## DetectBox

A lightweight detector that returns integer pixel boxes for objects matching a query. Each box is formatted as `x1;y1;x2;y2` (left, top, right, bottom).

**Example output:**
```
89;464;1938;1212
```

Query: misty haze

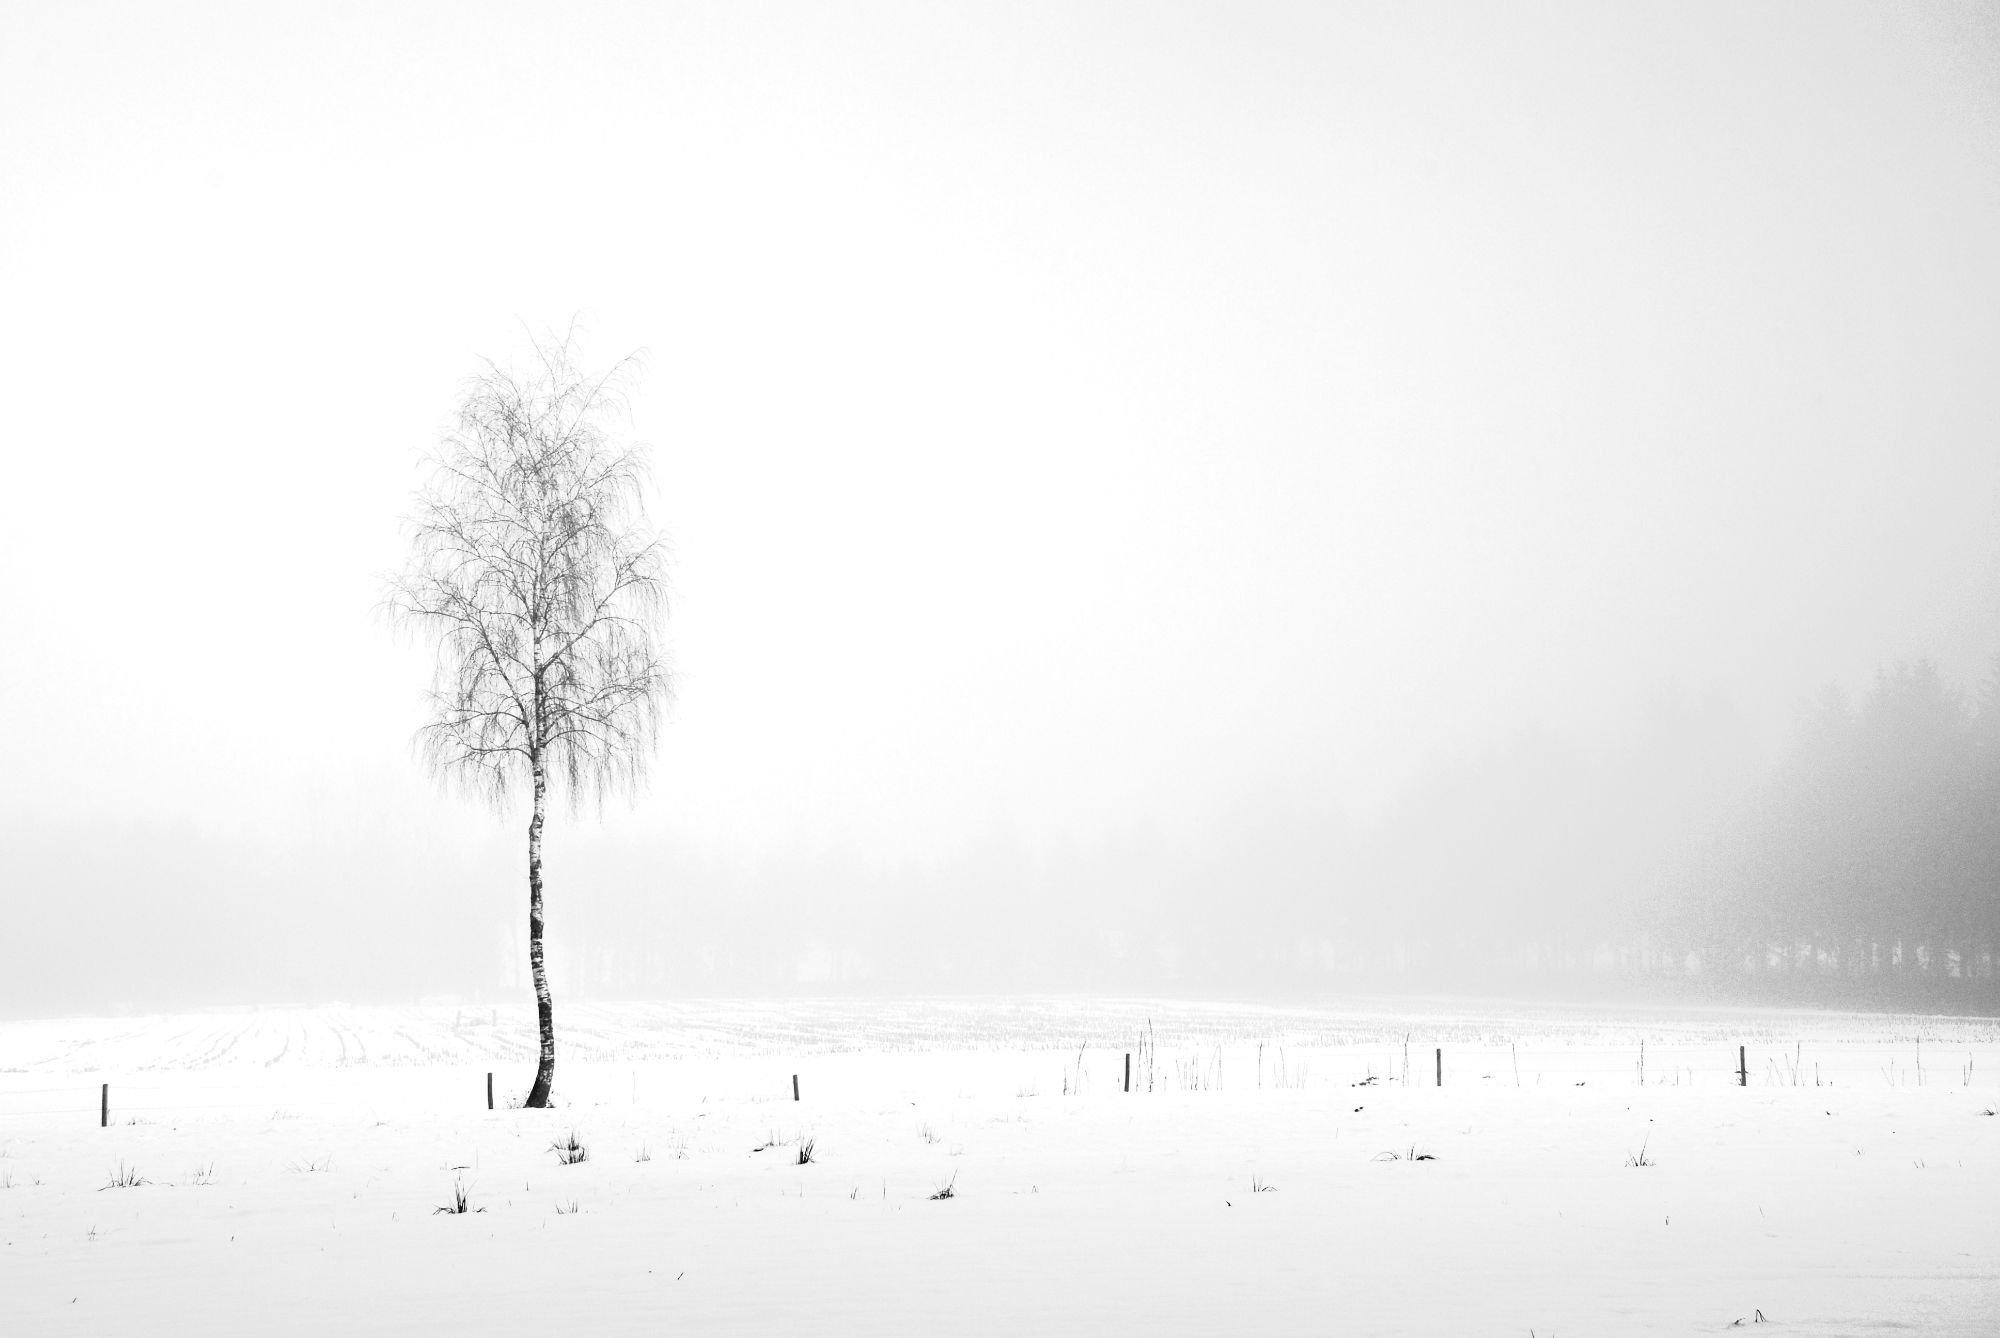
4;3;1998;1335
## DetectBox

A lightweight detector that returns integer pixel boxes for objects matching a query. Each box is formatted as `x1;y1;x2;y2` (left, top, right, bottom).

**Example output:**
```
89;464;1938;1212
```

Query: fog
3;2;1998;1015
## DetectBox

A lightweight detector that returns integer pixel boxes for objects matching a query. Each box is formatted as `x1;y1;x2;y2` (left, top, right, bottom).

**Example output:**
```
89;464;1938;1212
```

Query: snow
3;998;1996;1335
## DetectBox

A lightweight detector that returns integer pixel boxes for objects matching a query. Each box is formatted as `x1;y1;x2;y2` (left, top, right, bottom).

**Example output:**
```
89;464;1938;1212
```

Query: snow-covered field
3;997;1997;1335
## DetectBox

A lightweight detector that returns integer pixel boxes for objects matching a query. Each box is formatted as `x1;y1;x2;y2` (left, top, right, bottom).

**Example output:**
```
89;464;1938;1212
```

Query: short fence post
792;1074;800;1102
1435;1048;1442;1087
1738;1045;1748;1087
486;1072;494;1111
1124;1053;1131;1093
100;1082;108;1128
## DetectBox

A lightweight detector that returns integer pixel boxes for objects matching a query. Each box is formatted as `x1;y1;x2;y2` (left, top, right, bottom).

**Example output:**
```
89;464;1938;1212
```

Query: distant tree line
1649;660;2000;1008
13;652;1993;1018
1307;660;2000;1010
520;661;2000;1014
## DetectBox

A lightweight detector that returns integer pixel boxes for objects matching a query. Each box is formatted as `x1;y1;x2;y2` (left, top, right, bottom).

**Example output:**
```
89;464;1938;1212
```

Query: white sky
3;3;1998;933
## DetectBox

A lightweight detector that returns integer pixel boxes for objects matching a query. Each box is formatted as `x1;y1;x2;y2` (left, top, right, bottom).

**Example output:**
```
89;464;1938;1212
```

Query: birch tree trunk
524;759;555;1108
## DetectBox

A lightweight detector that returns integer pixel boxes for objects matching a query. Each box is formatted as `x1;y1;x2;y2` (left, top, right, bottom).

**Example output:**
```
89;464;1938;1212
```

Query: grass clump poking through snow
634;1144;652;1163
796;1137;816;1165
929;1172;958;1200
1626;1136;1656;1168
551;1131;589;1166
1373;1146;1436;1163
189;1162;216;1186
1251;1176;1276;1193
435;1178;484;1214
100;1161;149;1190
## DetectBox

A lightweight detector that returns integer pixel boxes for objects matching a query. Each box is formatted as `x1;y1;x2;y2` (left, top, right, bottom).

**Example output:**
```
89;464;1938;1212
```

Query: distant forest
19;664;1997;1018
1652;660;2000;1008
557;659;2000;1014
1300;659;2000;1011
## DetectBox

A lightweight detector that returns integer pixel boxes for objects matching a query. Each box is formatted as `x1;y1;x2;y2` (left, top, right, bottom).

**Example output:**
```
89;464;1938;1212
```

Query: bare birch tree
387;333;669;1108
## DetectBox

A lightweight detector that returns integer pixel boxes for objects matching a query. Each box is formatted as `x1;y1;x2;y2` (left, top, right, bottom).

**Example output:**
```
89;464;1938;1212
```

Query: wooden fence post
100;1082;108;1128
1124;1053;1131;1093
486;1072;494;1110
1738;1045;1748;1087
1435;1048;1442;1087
792;1074;800;1102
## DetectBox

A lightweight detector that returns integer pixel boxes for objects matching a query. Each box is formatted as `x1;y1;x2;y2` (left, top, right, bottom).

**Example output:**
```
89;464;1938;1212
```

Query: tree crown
387;335;670;809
